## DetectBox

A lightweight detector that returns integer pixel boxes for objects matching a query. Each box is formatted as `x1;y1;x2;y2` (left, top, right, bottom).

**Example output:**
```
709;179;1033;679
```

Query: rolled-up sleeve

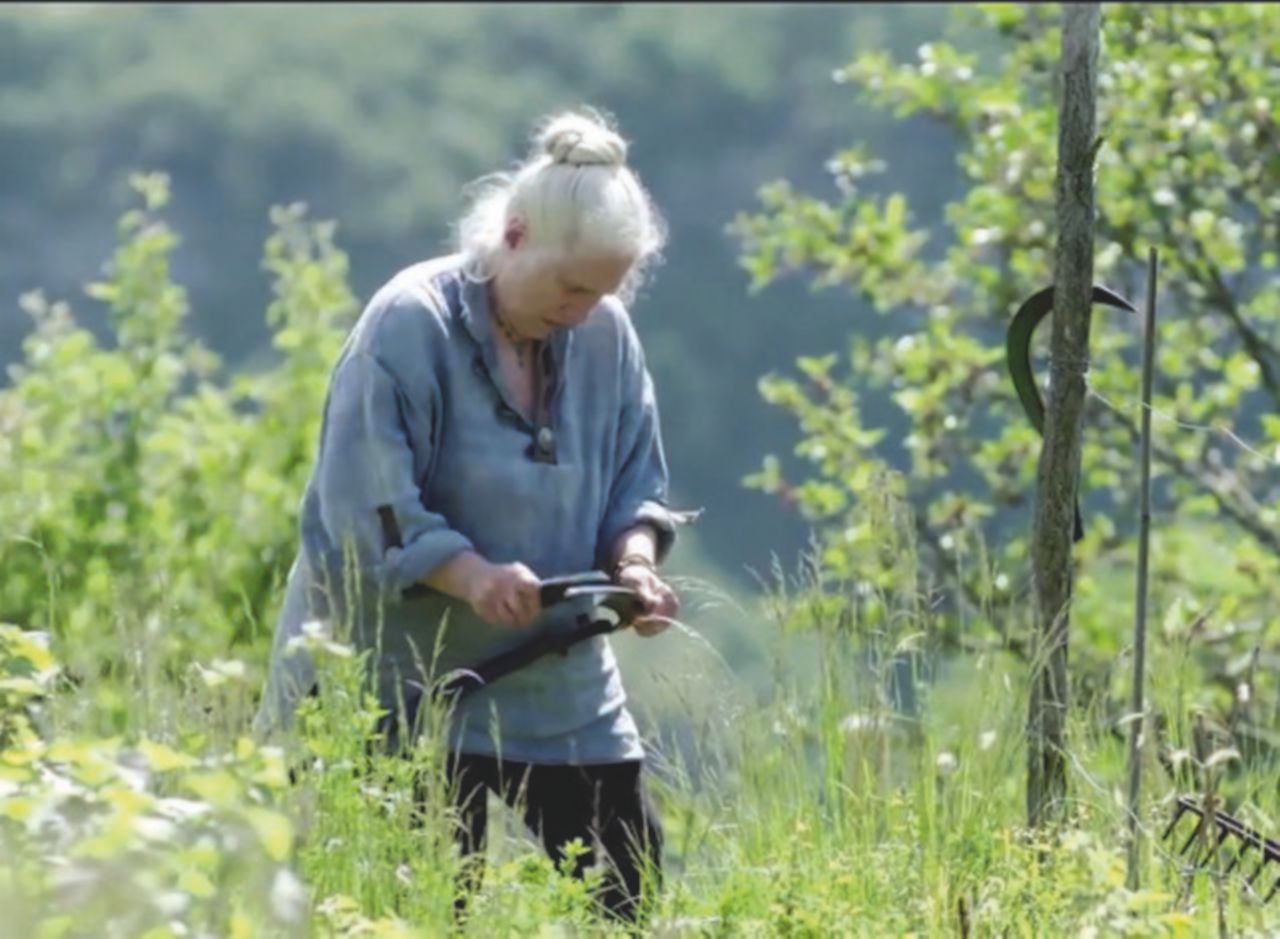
595;319;691;568
314;349;474;603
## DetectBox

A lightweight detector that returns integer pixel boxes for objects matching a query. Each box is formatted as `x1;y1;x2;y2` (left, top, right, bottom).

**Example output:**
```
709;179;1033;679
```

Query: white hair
454;107;667;305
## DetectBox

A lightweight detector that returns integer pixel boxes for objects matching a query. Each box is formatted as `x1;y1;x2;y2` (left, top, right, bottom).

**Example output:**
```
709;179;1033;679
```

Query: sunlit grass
2;548;1278;938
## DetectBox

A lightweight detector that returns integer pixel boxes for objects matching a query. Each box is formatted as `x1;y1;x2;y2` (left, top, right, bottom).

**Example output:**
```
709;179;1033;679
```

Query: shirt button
536;426;555;453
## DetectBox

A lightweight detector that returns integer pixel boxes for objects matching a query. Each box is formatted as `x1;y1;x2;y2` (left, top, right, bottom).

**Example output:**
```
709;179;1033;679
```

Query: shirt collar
455;267;574;371
457;269;495;347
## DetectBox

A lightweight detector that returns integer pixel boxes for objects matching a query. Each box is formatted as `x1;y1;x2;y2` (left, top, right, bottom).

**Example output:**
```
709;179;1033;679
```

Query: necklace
492;308;534;367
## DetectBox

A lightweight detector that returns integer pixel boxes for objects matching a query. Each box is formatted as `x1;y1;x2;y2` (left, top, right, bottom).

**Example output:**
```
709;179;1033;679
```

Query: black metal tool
1006;283;1137;543
1161;795;1280;903
434;571;644;703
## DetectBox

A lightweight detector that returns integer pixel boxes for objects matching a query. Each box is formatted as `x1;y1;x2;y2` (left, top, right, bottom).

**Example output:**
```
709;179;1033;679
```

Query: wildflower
285;620;354;659
270;868;308;924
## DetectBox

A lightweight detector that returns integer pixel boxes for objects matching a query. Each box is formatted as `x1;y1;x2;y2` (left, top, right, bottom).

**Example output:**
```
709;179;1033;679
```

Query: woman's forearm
420;550;544;628
609;524;659;573
422;528;660;603
421;549;491;603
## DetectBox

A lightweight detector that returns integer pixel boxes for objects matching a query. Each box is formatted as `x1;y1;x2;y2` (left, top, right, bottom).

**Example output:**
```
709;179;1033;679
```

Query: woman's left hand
615;564;680;637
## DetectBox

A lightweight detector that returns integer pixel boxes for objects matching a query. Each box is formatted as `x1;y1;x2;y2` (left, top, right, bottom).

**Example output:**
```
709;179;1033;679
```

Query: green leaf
244;807;294;862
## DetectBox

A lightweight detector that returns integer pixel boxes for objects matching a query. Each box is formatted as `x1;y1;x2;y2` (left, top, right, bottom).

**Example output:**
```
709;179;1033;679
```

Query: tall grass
2;526;1278;938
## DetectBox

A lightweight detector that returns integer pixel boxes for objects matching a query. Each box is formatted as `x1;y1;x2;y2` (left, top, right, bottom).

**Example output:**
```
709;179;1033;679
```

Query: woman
255;107;694;924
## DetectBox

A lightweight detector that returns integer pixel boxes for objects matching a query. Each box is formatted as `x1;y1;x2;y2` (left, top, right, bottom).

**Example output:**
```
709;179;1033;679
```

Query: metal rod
1126;246;1160;890
1161;800;1189;842
1196;824;1233;867
1247;854;1268;886
1181;819;1206;859
1224;840;1254;875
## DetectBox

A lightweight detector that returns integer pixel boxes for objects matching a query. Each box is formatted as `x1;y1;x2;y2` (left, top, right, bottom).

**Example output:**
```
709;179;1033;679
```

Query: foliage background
2;3;1278;935
0;2;982;585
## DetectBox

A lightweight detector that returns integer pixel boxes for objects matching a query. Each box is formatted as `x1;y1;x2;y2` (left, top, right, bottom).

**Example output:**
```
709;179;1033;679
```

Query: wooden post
1027;2;1102;830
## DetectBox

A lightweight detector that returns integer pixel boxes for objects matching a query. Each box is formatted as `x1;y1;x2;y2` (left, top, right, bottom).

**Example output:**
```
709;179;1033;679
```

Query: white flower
156;798;212;821
979;731;998;751
285;620;354;659
194;657;249;689
840;713;887;734
270;868;309;924
155;891;191;919
936;751;958;775
134;815;178;843
213;658;246;679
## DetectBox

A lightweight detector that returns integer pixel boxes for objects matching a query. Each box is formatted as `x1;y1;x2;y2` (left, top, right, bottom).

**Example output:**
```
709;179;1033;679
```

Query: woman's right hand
464;560;543;628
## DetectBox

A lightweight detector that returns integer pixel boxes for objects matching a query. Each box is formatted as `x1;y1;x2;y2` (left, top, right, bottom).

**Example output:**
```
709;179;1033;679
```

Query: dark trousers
432;752;664;925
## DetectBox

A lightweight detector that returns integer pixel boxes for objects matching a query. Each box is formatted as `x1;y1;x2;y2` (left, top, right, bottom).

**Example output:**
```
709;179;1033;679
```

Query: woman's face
493;228;633;340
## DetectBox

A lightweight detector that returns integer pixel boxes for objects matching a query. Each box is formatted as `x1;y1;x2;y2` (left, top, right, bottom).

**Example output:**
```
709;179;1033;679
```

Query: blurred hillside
0;3;981;586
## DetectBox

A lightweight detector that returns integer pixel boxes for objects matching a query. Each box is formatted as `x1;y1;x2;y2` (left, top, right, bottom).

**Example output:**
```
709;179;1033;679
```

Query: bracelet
613;554;657;580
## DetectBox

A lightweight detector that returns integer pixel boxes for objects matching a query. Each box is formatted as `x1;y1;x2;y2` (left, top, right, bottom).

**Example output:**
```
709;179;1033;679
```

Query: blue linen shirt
254;254;690;764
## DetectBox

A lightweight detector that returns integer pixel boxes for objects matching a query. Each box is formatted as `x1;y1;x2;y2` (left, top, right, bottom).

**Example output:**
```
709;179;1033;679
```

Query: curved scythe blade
1006;284;1137;543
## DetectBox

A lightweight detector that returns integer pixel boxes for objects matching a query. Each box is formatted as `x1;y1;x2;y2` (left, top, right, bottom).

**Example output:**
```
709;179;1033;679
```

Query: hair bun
537;111;627;167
